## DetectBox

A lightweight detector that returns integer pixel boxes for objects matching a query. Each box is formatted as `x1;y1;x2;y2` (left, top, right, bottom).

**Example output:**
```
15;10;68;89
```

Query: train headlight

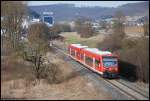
115;68;118;72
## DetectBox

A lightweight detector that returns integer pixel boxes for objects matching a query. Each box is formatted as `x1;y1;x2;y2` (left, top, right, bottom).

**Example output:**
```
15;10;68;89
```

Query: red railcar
68;44;119;78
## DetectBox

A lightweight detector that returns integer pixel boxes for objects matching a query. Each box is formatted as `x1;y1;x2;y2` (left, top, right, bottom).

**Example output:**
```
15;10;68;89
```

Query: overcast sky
28;1;144;7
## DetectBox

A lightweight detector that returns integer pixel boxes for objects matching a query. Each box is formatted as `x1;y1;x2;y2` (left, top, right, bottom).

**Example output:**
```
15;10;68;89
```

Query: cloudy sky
28;1;144;7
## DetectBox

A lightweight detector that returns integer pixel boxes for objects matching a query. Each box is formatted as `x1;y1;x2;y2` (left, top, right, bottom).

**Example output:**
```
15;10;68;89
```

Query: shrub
97;36;149;83
97;34;124;52
118;60;137;82
41;63;63;84
121;37;149;83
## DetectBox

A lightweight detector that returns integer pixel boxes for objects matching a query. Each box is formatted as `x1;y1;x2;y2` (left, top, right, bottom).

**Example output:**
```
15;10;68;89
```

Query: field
60;32;105;48
125;26;144;34
59;26;144;48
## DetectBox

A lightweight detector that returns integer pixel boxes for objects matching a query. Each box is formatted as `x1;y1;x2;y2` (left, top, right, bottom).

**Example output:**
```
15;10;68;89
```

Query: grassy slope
60;32;105;48
60;26;144;47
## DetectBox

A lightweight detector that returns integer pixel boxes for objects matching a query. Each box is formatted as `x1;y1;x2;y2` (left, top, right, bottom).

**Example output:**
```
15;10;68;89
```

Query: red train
68;44;119;78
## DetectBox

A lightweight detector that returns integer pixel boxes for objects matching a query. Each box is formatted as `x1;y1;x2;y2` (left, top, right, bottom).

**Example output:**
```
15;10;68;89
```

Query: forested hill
29;1;149;21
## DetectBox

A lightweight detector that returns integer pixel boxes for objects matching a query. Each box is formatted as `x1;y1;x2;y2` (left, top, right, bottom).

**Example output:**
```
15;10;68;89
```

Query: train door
99;57;104;72
80;53;83;61
70;48;75;57
76;50;81;60
85;56;93;67
95;59;101;71
85;56;101;71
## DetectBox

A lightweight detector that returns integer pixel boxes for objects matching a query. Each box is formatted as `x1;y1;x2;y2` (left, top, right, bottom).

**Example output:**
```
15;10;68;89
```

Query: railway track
104;79;149;100
51;44;149;100
116;79;149;99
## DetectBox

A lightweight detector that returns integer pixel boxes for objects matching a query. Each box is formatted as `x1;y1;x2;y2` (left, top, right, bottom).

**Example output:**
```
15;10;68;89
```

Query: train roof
70;44;112;55
71;44;81;46
84;48;112;55
70;44;88;48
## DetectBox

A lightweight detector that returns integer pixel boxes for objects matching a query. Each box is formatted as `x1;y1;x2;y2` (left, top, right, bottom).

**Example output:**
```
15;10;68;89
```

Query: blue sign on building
44;16;53;24
42;12;54;27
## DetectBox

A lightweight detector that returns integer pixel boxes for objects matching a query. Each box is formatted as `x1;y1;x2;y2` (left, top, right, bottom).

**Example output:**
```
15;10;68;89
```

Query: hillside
117;1;149;16
29;2;149;21
27;8;40;18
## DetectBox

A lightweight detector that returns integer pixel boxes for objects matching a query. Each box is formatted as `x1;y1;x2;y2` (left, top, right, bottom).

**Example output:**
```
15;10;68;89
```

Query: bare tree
111;10;126;50
115;10;125;21
75;17;89;34
100;21;107;29
75;17;95;38
114;10;125;35
143;20;149;36
121;38;149;83
80;21;94;38
75;18;84;34
1;1;27;54
26;23;50;81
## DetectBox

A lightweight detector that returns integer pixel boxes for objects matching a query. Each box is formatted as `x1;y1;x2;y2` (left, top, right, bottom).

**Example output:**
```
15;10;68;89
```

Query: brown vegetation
1;51;112;100
97;11;149;83
120;37;149;82
26;23;52;82
98;36;149;83
125;26;144;33
143;21;149;36
1;1;27;54
98;10;126;51
75;17;96;38
49;23;71;39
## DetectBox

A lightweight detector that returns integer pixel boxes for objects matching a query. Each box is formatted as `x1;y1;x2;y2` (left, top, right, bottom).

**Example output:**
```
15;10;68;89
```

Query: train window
95;59;100;68
85;56;93;66
71;49;75;56
81;54;84;60
77;52;80;57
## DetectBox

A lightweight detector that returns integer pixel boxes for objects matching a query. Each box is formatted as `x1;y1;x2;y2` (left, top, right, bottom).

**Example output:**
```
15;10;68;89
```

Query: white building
22;17;41;29
22;18;29;29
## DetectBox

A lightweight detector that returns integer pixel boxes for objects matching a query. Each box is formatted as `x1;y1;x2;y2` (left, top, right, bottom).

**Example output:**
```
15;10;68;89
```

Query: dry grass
58;32;105;48
1;52;112;100
1;56;34;82
1;77;111;100
125;26;144;33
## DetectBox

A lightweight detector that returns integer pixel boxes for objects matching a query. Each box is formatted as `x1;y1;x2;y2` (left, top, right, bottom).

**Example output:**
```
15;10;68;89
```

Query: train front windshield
102;56;118;67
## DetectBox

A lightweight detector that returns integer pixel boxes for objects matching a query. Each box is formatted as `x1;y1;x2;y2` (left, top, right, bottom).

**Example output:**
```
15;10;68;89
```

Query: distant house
91;22;100;31
22;16;42;28
125;16;146;26
22;18;29;29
